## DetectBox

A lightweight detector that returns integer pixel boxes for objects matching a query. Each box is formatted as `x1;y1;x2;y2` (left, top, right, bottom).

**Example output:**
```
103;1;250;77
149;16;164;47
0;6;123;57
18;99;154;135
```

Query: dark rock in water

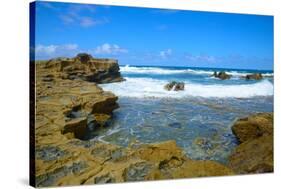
168;122;182;129
243;73;263;80
212;71;231;80
164;81;176;91
193;137;214;151
229;113;273;174
174;82;185;91
164;81;185;91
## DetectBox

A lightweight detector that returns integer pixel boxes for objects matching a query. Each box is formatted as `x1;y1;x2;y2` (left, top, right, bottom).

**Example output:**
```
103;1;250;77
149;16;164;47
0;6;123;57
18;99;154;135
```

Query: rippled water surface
90;66;274;164
91;96;273;164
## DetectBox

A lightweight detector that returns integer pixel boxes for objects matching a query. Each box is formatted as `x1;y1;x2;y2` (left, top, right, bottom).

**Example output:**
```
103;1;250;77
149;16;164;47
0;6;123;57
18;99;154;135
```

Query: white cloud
58;4;107;28
59;15;75;24
159;49;172;59
35;45;58;55
35;44;79;59
63;44;78;50
94;43;128;55
80;17;97;27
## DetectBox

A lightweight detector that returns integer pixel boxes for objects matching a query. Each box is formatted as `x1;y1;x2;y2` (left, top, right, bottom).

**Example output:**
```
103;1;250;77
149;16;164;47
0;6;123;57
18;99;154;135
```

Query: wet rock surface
164;81;185;91
124;162;152;181
213;71;232;80
245;73;263;80
231;113;273;143
34;54;268;187
36;146;68;162
229;113;273;174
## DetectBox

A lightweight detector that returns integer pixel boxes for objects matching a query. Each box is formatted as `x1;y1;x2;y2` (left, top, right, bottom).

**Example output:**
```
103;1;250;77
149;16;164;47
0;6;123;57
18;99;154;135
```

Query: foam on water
120;65;274;77
100;77;273;98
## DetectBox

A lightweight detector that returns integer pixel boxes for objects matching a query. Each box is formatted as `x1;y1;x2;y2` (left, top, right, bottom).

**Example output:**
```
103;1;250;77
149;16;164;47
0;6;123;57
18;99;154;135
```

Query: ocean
96;66;274;164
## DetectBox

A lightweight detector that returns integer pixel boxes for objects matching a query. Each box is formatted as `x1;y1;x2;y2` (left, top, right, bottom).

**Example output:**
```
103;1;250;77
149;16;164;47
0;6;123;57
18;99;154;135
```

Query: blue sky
34;1;273;70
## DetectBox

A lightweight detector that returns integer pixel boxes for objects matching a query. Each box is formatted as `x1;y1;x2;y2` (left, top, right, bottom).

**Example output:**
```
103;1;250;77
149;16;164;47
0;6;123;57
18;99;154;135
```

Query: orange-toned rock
229;113;273;174
231;113;273;143
34;54;234;187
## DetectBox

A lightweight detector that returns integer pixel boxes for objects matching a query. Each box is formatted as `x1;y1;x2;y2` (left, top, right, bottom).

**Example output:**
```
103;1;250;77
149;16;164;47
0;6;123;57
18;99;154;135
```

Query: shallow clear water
92;66;274;164
92;96;273;164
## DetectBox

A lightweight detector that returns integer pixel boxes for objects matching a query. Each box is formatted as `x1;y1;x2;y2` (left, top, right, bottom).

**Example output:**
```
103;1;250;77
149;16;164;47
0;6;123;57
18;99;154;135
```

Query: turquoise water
95;66;274;164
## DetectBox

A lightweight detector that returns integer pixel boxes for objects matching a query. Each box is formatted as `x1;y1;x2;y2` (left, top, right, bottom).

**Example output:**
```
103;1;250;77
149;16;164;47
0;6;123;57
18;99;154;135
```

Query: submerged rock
164;81;185;91
229;113;273;174
212;71;231;80
168;122;182;129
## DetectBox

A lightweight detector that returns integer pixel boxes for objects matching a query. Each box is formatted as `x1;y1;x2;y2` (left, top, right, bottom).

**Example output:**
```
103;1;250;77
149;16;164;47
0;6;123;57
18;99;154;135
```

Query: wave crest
120;66;274;77
100;77;273;98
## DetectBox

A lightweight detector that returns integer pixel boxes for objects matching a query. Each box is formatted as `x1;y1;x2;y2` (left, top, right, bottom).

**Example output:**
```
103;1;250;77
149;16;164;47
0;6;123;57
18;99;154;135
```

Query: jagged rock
39;53;124;83
164;81;176;91
231;113;273;143
75;53;93;63
229;135;273;174
62;117;88;139
244;73;263;80
213;71;231;80
35;54;235;187
229;113;273;174
174;82;185;91
164;81;185;91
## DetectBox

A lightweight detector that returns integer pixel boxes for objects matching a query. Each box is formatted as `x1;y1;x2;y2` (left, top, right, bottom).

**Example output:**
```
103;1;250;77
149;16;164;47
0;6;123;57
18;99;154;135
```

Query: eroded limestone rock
34;54;234;187
229;113;273;174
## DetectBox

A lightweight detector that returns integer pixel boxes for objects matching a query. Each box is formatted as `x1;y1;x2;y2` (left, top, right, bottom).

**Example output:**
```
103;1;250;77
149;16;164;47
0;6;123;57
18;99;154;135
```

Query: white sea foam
100;77;273;98
120;65;274;77
120;65;187;74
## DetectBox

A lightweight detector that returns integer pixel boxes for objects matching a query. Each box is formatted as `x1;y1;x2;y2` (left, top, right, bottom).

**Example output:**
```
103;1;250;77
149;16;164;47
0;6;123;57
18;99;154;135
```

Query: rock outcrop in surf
164;81;185;91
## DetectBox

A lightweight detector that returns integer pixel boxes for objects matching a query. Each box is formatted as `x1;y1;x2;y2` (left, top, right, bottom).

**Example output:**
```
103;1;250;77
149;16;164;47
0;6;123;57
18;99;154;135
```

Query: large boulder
231;113;273;143
213;71;231;80
229;113;273;174
164;81;185;91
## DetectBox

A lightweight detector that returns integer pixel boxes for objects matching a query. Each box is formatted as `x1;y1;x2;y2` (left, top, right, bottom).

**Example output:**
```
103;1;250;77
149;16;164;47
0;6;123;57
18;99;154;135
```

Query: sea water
96;66;273;164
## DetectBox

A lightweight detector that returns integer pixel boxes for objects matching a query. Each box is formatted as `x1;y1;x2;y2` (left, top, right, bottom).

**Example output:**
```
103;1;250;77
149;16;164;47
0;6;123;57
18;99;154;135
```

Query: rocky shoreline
34;54;273;187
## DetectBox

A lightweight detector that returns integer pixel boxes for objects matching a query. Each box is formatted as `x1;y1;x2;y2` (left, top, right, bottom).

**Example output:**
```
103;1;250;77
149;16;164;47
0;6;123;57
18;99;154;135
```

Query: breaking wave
120;65;274;77
100;77;273;98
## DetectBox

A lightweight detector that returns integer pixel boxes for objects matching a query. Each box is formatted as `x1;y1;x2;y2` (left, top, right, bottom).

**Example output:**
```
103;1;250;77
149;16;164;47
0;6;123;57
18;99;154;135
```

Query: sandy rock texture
229;113;273;174
35;54;270;187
